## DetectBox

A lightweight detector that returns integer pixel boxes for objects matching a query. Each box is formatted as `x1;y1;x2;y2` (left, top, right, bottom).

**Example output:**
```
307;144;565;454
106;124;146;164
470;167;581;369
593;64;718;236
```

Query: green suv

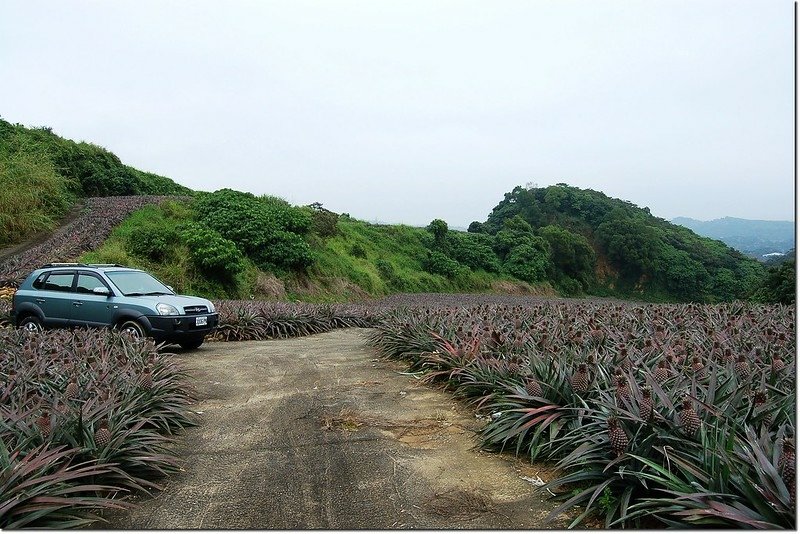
11;263;218;349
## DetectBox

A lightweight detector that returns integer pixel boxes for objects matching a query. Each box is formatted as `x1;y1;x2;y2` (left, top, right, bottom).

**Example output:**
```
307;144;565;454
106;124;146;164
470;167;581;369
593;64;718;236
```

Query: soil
104;328;579;529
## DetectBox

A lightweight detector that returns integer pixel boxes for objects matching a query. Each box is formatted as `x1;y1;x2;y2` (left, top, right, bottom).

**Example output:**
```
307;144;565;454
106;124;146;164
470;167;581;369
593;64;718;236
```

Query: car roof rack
40;263;128;268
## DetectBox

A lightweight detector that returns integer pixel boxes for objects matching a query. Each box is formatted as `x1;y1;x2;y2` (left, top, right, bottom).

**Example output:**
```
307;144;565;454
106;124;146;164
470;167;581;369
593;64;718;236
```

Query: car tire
19;315;43;334
179;336;205;350
118;319;145;339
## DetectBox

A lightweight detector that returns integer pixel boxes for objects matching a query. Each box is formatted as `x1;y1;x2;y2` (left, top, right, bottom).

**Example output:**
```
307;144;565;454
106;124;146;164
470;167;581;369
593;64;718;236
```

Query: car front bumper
144;313;219;342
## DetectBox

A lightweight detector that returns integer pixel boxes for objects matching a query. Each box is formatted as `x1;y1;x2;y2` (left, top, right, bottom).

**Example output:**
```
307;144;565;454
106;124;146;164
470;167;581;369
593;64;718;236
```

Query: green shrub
260;230;314;271
180;222;244;278
312;210;339;237
193;189;313;271
375;258;394;280
423;250;469;278
446;232;502;273
350;243;368;259
540;225;596;287
504;242;549;283
125;225;179;262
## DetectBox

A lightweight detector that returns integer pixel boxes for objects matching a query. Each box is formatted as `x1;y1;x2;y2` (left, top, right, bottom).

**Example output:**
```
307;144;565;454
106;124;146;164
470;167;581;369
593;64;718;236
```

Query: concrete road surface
106;328;572;529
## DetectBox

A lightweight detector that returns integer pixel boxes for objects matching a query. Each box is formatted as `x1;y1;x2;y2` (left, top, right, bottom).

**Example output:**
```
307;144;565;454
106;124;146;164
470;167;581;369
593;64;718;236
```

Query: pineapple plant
690;356;704;377
639;385;654;420
35;411;51;439
139;367;154;389
524;376;542;397
679;397;701;435
653;359;671;383
779;438;795;505
570;363;590;393
94;420;112;447
614;375;631;404
607;417;628;457
734;355;750;380
65;379;79;399
722;347;734;364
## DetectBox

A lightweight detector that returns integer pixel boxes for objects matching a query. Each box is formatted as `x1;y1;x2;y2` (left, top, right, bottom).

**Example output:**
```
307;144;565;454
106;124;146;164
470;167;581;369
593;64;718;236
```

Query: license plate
196;316;208;326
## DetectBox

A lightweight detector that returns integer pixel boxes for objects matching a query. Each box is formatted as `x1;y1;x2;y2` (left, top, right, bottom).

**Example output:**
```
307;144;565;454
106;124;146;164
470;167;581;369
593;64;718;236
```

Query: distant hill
671;216;795;259
470;184;765;302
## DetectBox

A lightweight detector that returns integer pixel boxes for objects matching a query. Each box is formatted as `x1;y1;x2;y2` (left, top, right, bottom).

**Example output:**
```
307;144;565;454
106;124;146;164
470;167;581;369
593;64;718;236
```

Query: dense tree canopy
476;184;767;302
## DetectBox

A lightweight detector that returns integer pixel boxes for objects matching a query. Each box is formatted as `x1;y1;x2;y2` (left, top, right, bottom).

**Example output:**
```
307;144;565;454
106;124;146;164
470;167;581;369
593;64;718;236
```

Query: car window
43;272;75;292
105;270;172;296
32;273;48;289
76;273;109;294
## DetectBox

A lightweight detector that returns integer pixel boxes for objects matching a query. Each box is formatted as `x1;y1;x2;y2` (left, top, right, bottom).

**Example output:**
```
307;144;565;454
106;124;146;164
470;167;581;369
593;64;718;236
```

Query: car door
37;270;76;327
72;272;116;327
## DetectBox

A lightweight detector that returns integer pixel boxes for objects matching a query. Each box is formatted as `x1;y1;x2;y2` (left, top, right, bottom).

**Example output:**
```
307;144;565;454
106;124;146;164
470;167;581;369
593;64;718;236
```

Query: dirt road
107;329;570;529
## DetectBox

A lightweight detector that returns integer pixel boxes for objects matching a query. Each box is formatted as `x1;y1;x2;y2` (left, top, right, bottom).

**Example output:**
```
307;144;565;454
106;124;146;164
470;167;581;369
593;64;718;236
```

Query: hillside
672;216;795;258
0;118;190;246
0;122;787;304
77;193;542;302
469;184;767;302
76;185;770;304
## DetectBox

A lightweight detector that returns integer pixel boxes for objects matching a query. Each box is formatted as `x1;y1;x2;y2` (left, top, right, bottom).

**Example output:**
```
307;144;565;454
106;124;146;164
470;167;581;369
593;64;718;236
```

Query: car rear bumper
144;313;219;342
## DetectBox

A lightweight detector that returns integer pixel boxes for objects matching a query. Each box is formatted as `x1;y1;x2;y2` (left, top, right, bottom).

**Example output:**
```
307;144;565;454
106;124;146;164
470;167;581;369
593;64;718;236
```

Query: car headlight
157;303;180;316
207;301;216;313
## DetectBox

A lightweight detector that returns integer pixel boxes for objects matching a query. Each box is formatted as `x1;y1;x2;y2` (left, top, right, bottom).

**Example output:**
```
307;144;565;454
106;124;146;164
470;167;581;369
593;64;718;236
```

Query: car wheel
118;319;145;339
179;336;205;350
20;316;43;334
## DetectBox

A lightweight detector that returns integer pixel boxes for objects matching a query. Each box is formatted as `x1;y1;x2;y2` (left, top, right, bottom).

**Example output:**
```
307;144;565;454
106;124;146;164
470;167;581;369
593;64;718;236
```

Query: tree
540;225;596;287
426;219;449;248
493;215;536;260
467;221;484;233
752;260;796;304
504;241;549;283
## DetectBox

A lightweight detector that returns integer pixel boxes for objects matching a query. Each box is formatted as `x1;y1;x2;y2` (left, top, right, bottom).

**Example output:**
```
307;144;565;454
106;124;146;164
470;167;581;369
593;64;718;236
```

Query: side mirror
93;287;111;296
166;285;175;293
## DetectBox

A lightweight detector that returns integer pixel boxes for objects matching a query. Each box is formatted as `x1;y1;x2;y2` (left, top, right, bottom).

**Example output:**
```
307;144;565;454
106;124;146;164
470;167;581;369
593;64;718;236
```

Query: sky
0;0;794;227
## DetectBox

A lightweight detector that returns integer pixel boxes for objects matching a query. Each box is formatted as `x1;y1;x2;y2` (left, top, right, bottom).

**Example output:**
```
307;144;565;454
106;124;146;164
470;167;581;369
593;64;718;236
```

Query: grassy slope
80;202;260;300
80;203;536;302
301;218;508;299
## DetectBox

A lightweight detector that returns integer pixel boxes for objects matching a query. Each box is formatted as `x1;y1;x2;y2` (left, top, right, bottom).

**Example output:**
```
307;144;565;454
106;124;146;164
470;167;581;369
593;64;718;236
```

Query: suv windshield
105;271;174;296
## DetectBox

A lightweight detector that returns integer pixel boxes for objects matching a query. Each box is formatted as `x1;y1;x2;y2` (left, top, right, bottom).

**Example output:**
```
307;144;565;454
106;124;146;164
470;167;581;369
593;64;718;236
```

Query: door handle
72;301;83;307
35;298;46;304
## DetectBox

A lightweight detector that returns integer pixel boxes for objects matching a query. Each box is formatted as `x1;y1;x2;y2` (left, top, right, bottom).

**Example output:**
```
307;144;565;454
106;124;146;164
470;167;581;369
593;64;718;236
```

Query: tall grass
0;138;75;246
308;218;499;297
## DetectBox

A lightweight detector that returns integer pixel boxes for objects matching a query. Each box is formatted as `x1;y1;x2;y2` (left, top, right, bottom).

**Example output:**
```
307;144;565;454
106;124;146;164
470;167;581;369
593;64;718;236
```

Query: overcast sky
0;0;794;227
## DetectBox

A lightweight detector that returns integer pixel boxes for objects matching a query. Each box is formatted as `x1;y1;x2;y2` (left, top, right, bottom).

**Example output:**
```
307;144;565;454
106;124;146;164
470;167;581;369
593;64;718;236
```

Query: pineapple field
0;287;796;528
366;296;796;528
0;327;195;528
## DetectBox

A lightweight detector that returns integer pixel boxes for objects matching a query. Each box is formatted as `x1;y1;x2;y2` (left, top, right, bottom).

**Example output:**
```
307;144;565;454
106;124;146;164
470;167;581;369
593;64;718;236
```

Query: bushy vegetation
367;297;796;528
0;327;195;528
193;189;313;272
180;223;244;279
80;201;254;299
0;119;784;306
474;184;766;302
752;259;796;305
0;119;190;246
307;217;514;299
0;135;75;246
